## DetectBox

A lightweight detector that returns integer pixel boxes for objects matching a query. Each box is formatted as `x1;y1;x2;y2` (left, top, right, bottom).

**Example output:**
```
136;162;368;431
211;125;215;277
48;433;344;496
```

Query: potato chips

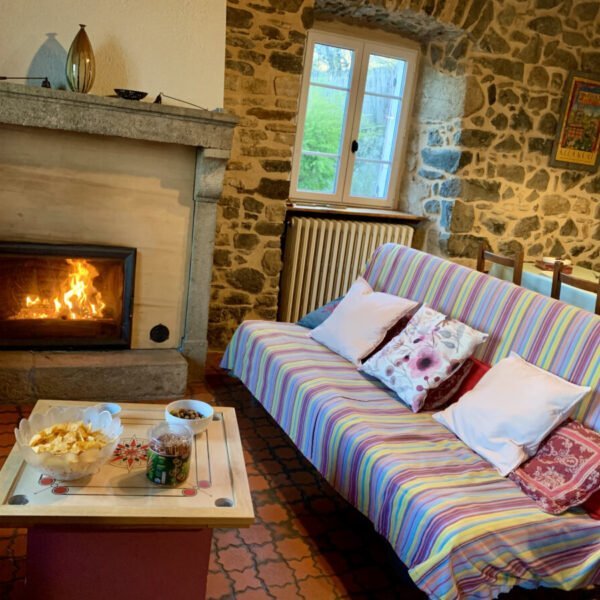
28;420;109;455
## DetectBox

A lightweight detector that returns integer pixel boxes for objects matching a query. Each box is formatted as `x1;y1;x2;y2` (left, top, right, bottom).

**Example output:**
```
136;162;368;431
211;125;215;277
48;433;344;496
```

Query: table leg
26;526;213;600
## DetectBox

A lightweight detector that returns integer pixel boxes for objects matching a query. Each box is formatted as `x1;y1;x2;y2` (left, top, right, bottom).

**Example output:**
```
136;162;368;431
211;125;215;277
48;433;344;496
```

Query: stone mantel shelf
0;83;238;150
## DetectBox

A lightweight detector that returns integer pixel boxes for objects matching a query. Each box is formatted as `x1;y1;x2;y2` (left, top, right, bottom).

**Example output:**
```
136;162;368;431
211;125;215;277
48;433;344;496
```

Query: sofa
222;243;600;599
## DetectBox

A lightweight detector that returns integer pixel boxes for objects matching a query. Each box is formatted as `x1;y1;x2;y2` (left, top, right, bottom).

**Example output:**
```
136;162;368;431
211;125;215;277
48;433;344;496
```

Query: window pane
350;160;391;199
355;95;401;162
298;154;339;194
310;43;354;88
302;86;349;155
365;54;406;97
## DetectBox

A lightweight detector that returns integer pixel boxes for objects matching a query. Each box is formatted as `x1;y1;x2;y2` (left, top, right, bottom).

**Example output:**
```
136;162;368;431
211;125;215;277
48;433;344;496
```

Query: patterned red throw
509;420;600;515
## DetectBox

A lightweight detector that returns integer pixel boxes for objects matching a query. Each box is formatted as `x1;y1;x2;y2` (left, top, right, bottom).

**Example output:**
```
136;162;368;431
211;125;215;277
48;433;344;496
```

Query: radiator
279;217;414;322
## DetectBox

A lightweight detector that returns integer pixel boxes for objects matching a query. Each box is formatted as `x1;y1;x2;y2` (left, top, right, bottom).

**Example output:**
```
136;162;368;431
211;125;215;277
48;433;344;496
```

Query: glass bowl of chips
15;405;123;481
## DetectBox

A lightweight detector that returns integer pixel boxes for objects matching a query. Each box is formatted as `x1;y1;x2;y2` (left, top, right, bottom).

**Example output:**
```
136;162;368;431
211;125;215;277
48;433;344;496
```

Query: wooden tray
0;400;254;528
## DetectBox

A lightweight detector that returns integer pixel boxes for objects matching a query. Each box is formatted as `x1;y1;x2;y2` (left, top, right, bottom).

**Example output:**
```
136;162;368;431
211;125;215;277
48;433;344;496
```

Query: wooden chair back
551;261;600;315
476;243;523;285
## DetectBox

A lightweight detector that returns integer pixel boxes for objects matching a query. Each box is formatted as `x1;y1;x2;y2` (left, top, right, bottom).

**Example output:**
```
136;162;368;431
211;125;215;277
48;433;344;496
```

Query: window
290;30;419;209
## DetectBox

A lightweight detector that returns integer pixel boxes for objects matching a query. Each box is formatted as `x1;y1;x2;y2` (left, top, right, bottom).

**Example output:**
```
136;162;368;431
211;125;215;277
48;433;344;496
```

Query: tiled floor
0;355;597;599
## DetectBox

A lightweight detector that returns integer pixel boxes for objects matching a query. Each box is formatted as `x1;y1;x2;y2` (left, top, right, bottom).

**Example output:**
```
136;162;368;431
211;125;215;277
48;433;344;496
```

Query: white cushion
433;353;590;476
309;277;418;366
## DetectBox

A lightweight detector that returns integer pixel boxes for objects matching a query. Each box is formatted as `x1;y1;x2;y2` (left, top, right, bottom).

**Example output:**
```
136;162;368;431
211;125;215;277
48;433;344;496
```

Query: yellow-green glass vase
66;24;95;93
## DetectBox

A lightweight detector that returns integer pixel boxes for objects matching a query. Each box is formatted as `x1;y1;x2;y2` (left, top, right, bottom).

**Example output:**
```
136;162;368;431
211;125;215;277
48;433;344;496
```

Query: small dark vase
66;24;95;93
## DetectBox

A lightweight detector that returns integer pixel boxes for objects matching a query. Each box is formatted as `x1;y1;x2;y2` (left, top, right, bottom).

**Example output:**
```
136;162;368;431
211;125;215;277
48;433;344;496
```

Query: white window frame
290;29;419;210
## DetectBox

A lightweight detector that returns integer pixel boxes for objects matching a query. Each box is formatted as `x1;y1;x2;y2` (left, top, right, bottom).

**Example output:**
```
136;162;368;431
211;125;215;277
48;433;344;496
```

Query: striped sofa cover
222;244;600;599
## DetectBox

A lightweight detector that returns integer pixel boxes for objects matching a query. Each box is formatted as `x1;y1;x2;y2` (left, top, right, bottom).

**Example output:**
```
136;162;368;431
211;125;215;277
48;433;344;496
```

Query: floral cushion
360;305;488;412
297;297;343;329
508;420;600;515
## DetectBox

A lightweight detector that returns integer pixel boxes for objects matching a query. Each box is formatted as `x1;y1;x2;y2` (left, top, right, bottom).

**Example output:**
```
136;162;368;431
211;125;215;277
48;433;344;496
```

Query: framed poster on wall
549;71;600;172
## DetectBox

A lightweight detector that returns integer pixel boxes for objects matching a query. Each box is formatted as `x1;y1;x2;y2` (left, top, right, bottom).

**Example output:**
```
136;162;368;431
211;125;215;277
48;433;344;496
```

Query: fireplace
0;243;136;350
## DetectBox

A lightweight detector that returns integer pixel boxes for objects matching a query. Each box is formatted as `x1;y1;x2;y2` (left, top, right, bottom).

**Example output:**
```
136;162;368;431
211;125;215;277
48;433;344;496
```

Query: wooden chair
476;242;523;285
551;261;600;315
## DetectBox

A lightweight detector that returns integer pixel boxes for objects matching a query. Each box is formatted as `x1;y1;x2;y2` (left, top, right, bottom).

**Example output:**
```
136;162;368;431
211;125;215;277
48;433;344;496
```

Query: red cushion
456;358;490;396
508;420;600;514
362;304;421;363
422;360;473;411
421;358;491;411
583;489;600;519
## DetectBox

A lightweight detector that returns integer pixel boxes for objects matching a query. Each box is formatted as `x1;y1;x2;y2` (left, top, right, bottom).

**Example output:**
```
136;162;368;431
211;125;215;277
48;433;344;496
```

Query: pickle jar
146;422;192;486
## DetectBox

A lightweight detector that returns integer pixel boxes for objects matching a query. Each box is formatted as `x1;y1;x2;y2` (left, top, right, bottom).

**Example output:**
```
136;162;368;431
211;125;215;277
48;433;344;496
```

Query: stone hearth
0;83;237;401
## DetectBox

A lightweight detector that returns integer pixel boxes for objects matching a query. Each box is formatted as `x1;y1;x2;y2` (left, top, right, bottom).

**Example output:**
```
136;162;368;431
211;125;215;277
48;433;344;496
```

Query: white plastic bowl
15;406;122;481
165;399;214;435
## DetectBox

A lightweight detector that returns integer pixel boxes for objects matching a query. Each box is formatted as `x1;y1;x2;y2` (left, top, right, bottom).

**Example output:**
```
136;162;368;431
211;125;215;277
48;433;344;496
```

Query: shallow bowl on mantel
114;88;147;101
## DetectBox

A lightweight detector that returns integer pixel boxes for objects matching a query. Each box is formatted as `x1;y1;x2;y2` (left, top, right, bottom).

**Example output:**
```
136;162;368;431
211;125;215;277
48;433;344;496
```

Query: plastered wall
0;0;226;109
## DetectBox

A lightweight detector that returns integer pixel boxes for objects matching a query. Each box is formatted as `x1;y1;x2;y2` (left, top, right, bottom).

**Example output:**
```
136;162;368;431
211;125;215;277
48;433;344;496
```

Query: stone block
255;220;284;236
269;52;303;74
542;195;571;216
494;135;521;152
450;201;474;233
255;178;290;200
513;216;540;239
526;170;549;191
227;6;253;28
510;108;533;131
454;129;496;148
560;219;578;237
421;148;472;173
262;249;282;276
234;232;260;250
497;165;525;183
0;350;188;403
260;159;291;173
274;76;300;98
418;66;467;121
447;234;484;258
527;137;553;155
499;240;524;257
0;352;35;403
479;58;524;81
528;16;562;35
225;267;266;293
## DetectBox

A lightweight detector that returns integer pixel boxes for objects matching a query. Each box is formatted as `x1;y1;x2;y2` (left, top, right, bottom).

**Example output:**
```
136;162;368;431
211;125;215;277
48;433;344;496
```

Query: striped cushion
222;244;600;599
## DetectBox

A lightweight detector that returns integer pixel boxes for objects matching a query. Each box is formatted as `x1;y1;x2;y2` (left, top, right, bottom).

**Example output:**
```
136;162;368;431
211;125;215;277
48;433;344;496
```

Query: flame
11;259;106;321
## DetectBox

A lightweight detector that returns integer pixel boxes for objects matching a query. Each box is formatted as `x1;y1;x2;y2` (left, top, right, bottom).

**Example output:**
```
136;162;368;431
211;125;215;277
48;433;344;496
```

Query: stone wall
208;0;315;349
401;0;600;268
209;0;600;350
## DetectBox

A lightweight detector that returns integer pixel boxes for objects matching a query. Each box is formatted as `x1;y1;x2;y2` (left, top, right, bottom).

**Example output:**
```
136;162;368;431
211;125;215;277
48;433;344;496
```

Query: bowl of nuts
165;399;214;435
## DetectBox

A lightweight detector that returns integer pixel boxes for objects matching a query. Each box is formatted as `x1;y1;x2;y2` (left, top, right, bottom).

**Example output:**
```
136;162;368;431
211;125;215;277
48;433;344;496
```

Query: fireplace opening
0;243;136;349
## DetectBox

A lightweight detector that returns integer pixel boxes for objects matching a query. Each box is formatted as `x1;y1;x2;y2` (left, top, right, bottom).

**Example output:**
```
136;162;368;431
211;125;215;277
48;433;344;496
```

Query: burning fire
12;259;106;320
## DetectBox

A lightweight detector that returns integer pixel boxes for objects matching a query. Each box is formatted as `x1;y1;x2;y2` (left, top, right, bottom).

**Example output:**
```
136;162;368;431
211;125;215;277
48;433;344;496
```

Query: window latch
351;140;359;153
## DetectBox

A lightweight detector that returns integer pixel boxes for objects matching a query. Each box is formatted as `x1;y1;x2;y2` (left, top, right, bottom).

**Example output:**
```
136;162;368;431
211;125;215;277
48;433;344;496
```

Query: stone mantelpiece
0;83;236;149
0;83;237;392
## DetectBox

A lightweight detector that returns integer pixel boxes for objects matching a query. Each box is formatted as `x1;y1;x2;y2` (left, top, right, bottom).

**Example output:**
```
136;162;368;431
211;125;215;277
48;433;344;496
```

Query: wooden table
490;263;599;313
0;400;254;599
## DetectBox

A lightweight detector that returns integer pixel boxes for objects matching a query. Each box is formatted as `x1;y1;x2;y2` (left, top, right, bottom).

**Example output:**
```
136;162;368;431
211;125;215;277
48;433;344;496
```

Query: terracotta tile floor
0;354;597;599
